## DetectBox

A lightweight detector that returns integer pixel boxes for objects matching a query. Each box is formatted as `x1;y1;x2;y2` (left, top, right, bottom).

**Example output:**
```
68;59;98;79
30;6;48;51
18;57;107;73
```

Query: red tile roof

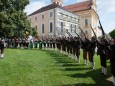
28;4;61;16
28;0;93;16
64;0;93;12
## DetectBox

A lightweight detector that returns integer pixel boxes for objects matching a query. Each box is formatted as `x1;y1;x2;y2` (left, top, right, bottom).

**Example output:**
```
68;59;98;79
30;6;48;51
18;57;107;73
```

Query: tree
0;0;32;38
109;29;115;38
31;27;38;37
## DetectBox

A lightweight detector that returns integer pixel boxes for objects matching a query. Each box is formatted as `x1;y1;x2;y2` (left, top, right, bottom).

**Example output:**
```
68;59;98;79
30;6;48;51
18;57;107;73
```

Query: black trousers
110;59;115;77
100;54;107;67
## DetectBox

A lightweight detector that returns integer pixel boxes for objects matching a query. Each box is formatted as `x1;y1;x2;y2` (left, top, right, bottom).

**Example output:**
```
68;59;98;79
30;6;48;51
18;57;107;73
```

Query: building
28;0;102;38
28;0;80;38
64;0;102;38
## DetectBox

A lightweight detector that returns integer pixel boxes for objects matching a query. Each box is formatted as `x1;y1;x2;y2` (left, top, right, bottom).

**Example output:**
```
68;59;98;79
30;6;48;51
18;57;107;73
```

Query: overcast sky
24;0;115;33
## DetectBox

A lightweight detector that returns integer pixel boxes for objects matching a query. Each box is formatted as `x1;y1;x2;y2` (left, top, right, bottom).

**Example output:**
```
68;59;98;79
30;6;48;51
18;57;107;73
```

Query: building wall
55;8;80;37
75;9;100;39
28;7;80;37
28;0;102;39
28;9;55;37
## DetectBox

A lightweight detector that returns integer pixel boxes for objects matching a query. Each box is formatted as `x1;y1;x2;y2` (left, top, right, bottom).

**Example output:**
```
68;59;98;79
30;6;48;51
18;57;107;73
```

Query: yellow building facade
28;0;80;38
64;0;102;39
29;0;102;39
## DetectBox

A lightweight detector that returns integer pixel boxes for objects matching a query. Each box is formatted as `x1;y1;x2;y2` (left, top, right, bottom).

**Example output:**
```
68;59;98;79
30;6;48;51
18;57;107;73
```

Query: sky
24;0;115;33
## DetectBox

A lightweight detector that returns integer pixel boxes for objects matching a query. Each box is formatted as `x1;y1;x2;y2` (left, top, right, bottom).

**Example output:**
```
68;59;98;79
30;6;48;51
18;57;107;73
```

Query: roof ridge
63;0;92;12
28;4;59;16
64;0;91;8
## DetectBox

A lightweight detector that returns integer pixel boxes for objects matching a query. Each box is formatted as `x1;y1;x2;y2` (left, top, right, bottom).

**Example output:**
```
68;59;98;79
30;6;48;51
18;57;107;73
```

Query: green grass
0;48;112;86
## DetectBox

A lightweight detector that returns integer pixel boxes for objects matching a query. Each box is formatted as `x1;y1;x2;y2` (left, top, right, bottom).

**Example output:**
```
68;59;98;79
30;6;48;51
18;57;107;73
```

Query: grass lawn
0;48;112;86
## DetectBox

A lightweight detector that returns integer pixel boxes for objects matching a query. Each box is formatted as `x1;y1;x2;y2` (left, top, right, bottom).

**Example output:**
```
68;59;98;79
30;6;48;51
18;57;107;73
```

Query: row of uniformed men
40;36;115;85
1;36;115;85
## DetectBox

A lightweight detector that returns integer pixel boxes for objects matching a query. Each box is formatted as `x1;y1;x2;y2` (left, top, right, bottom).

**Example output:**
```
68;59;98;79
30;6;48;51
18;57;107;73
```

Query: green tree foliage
0;0;32;38
31;27;38;37
109;29;115;38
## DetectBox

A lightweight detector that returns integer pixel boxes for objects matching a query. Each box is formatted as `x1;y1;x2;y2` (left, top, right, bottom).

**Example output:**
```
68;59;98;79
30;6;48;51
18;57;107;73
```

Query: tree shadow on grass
62;63;84;67
44;50;112;86
63;66;112;86
64;67;90;71
61;83;96;86
44;50;74;64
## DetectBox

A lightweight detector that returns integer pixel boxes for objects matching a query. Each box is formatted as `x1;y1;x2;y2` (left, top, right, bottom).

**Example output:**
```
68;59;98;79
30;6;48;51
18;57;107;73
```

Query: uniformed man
81;38;89;65
61;36;66;54
88;36;97;69
0;38;1;57
52;37;56;50
110;38;115;85
42;37;46;49
0;38;5;58
97;37;107;76
69;37;74;58
74;37;81;63
72;37;76;59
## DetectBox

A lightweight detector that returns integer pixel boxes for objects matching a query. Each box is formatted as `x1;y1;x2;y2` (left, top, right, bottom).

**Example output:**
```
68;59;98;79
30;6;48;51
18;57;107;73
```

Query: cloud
97;0;115;14
95;0;115;33
76;0;87;2
24;1;46;15
64;0;69;2
106;0;115;13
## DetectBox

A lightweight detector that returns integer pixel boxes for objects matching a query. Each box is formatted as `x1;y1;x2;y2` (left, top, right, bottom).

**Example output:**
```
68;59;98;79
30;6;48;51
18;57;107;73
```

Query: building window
66;29;68;32
61;22;63;33
58;21;61;26
85;30;88;34
42;15;44;19
50;12;53;17
42;24;44;33
35;17;37;21
71;24;72;32
50;22;53;33
35;25;37;30
85;19;88;26
75;25;76;32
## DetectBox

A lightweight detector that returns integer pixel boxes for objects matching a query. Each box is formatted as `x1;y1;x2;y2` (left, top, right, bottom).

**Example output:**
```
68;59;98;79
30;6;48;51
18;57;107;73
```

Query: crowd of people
0;35;115;85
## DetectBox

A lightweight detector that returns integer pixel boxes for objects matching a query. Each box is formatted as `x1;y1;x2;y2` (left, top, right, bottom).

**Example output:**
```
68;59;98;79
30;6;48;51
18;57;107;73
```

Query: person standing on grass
110;38;115;86
97;37;107;76
0;37;5;59
87;36;97;69
74;37;81;63
0;38;2;57
81;38;90;66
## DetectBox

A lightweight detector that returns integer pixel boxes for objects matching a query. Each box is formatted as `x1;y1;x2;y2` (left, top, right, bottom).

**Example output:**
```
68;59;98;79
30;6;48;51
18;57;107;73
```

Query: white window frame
49;20;53;35
41;22;45;36
49;12;53;17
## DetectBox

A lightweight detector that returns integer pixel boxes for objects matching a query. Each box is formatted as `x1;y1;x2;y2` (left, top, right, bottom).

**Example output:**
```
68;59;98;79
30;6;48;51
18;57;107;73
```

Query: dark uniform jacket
0;40;4;49
110;44;115;59
97;42;105;55
88;40;96;53
81;39;90;51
